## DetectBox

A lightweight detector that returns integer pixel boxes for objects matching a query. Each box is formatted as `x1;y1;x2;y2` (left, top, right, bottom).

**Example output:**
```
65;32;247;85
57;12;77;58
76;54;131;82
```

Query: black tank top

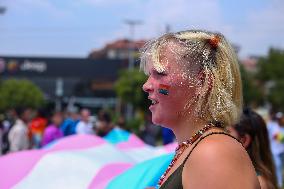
159;132;241;189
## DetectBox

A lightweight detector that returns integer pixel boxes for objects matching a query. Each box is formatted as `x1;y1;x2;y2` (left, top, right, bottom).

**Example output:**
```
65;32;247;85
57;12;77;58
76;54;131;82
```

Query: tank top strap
181;131;241;167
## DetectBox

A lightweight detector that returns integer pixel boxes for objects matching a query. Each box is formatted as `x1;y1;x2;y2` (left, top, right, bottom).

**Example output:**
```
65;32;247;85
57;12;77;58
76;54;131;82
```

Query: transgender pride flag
0;128;176;189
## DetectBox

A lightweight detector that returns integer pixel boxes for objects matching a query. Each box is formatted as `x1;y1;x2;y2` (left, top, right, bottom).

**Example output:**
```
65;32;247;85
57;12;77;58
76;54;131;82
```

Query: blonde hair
140;30;243;127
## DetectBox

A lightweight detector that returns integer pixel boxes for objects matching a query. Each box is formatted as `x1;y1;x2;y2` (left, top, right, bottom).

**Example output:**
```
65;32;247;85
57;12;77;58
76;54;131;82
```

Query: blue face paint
159;89;169;95
158;84;170;96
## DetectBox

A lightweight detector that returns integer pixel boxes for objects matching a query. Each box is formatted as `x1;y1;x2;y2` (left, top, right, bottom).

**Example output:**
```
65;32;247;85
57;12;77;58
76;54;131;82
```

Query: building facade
0;56;128;110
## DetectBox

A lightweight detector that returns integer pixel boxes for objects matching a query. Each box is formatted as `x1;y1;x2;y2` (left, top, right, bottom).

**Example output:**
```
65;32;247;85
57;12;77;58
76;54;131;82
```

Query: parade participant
141;30;260;188
267;111;284;187
95;111;114;137
228;108;278;189
8;107;32;152
41;112;63;147
60;106;80;136
76;108;94;135
28;109;47;148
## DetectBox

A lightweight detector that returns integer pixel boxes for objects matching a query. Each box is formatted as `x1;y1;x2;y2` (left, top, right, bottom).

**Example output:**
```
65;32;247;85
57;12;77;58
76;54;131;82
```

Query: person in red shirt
28;109;47;148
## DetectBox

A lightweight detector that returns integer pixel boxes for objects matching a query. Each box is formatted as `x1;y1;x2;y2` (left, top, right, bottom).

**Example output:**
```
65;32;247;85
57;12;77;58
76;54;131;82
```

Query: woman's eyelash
157;71;167;76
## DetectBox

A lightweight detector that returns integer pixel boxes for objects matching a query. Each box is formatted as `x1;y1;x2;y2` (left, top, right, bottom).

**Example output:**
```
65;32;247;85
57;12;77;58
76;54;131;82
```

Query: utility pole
124;20;143;120
0;6;6;85
55;78;64;112
124;20;143;69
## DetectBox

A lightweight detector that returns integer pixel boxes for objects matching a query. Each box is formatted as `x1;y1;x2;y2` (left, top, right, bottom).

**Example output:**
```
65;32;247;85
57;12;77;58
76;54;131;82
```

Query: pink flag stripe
163;142;177;153
88;163;133;189
0;135;106;189
0;150;45;189
46;134;106;151
116;134;145;150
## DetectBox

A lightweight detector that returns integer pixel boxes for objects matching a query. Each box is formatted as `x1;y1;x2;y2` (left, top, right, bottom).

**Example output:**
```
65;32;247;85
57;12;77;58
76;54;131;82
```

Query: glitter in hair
140;30;243;127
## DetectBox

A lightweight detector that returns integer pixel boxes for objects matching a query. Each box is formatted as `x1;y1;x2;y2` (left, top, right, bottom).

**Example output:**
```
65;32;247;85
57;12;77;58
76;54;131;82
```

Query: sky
0;0;283;59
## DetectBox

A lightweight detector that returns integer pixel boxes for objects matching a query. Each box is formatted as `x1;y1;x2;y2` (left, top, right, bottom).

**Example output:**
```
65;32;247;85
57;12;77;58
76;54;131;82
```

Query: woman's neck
172;118;209;144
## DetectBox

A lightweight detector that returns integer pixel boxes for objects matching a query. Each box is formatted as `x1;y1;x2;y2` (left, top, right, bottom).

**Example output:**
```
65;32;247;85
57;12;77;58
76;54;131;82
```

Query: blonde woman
141;30;260;189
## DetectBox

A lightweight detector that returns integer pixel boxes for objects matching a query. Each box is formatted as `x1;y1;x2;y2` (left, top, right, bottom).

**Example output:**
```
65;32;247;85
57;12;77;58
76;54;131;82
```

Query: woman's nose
143;77;154;93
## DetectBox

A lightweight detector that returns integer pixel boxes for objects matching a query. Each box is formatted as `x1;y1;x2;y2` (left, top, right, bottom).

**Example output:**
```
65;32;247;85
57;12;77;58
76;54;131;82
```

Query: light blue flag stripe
106;153;174;189
104;128;131;144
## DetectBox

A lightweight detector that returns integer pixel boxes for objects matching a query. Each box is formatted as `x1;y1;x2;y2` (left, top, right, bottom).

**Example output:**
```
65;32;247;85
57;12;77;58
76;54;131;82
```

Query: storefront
0;56;128;109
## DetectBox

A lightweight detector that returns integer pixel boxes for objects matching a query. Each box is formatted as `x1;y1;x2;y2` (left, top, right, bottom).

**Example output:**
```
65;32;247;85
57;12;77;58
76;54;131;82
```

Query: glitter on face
140;30;242;127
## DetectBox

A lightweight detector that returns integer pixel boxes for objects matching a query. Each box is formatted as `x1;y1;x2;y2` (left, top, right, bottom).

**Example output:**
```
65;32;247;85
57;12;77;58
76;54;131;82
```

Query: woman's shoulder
197;132;244;154
182;132;260;189
257;175;270;189
188;132;249;169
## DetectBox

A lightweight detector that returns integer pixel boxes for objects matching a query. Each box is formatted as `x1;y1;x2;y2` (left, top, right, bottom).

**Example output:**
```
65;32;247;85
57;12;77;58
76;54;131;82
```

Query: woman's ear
240;134;252;149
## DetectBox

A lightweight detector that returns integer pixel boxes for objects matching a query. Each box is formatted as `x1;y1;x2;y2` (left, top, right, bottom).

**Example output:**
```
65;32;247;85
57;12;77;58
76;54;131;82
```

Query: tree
268;80;284;112
240;64;264;107
115;68;150;112
257;48;284;82
114;68;150;133
256;48;284;111
0;79;44;111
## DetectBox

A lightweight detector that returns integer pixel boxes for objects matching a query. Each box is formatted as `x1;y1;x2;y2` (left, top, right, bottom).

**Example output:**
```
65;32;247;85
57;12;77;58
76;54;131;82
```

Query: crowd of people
1;109;284;187
0;106;125;155
0;106;175;154
0;106;284;188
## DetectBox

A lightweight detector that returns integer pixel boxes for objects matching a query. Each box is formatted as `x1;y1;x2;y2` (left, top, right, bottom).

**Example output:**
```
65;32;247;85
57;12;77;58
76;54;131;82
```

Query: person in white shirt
76;108;94;134
267;111;284;187
8;107;32;152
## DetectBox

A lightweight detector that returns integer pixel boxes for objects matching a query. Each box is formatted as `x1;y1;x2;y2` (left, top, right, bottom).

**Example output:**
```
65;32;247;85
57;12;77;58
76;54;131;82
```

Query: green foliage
256;48;284;111
114;68;151;134
125;116;143;135
257;48;284;81
240;64;264;106
114;68;150;111
0;79;44;111
268;80;284;112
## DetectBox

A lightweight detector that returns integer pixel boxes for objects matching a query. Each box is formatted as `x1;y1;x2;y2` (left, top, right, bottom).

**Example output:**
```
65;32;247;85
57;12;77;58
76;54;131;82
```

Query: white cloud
118;0;284;58
1;0;283;58
91;0;229;43
4;0;70;18
140;0;225;34
229;0;284;58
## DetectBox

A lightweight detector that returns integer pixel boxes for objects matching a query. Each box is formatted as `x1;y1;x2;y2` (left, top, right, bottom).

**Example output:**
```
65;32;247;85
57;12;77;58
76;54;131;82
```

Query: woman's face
52;113;63;127
142;43;198;127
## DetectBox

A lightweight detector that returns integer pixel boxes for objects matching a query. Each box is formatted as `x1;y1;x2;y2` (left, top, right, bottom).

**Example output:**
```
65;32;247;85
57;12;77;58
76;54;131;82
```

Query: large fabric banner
0;128;175;189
